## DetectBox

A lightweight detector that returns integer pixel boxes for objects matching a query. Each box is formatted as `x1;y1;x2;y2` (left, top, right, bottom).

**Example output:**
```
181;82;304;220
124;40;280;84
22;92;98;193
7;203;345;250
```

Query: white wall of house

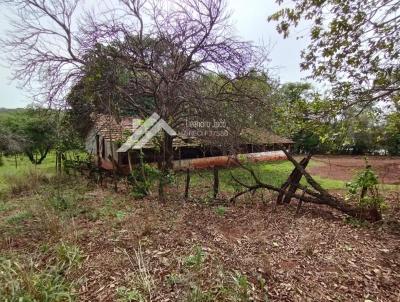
85;128;97;156
104;140;118;161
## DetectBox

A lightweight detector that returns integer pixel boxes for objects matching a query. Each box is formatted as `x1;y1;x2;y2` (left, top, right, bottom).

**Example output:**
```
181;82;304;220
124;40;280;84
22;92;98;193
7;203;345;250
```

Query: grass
184;159;347;192
182;159;399;193
0;154;398;301
0;241;82;302
0;153;57;195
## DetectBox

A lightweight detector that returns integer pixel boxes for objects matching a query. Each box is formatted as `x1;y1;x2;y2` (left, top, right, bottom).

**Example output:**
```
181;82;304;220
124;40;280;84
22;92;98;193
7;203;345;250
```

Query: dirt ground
309;155;400;184
3;186;400;302
49;192;400;301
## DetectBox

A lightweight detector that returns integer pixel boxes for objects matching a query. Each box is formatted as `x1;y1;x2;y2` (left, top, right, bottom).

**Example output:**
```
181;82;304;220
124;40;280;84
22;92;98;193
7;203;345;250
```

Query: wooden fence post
184;168;190;199
213;166;219;199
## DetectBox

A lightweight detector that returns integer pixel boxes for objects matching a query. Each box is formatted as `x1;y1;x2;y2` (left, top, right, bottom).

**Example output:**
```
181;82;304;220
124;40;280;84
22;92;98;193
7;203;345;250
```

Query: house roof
240;128;294;145
91;114;293;150
91;114;199;149
91;114;138;141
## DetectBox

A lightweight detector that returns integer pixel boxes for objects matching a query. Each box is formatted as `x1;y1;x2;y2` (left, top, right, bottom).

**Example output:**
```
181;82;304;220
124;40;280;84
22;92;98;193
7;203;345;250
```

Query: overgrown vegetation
0;241;83;301
346;160;386;220
0;153;399;301
0;0;399;299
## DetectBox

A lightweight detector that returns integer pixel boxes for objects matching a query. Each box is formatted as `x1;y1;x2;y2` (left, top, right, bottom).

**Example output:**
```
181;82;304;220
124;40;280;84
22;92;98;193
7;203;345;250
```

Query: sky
0;0;310;109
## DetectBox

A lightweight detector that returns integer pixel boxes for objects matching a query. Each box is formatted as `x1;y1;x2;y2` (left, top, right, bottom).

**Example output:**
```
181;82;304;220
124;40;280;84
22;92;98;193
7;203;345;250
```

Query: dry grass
0;157;400;301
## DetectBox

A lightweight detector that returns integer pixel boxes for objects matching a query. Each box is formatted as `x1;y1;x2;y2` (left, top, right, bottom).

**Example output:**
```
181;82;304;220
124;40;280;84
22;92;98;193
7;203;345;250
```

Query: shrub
230;271;251;301
129;163;160;199
346;160;385;211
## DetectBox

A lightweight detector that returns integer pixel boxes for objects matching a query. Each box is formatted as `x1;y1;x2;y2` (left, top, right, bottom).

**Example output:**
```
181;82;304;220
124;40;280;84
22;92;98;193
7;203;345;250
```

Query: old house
85;115;294;172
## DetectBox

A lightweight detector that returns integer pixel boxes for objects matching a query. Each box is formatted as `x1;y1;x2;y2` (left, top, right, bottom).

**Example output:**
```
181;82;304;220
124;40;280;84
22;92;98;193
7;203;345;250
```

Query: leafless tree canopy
0;0;87;105
1;0;268;115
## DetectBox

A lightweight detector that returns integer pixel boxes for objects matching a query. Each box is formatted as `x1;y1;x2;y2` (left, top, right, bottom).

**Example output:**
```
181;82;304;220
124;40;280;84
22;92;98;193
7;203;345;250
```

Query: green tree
273;82;334;153
269;0;400;109
0;109;56;164
383;99;400;155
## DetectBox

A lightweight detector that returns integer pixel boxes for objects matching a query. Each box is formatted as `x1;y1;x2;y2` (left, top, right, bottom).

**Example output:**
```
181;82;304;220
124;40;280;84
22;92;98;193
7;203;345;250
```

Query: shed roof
91;114;293;150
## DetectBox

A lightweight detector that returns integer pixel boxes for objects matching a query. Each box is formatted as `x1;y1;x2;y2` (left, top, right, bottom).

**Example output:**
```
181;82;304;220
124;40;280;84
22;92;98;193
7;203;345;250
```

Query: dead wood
277;154;311;204
230;149;382;222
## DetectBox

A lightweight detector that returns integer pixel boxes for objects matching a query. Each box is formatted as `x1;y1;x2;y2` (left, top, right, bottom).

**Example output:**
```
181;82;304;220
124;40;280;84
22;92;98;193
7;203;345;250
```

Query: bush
184;246;205;270
346;159;385;219
129;163;160;199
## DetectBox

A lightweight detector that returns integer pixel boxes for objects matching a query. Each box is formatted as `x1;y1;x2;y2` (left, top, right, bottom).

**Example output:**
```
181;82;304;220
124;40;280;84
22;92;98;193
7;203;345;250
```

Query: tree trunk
164;133;174;170
56;151;63;175
213;166;219;199
26;146;50;165
184;168;190;199
128;150;133;173
277;155;311;204
157;133;174;202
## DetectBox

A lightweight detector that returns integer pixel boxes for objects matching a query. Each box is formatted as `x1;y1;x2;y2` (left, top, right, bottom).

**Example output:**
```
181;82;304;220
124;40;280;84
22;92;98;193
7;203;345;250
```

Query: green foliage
115;210;127;221
129;153;160;198
4;170;51;196
165;273;183;287
0;256;76;301
384;109;400;155
50;196;71;211
230;271;251;301
269;0;400;106
346;160;385;210
214;206;227;217
0;108;83;165
344;217;370;228
116;287;145;302
346;169;378;196
186;286;213;302
6;210;33;225
184;246;205;270
0;108;56;164
273;82;331;153
0;152;57;195
274;82;392;155
56;242;83;272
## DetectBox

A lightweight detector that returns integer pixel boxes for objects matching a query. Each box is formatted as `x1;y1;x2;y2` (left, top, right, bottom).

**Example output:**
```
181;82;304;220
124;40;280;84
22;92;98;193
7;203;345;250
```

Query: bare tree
76;0;270;198
85;0;268;153
1;0;87;106
1;0;270;199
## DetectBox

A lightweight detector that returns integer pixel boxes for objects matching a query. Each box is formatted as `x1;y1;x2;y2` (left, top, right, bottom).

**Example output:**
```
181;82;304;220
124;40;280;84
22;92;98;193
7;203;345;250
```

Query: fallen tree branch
229;151;382;222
